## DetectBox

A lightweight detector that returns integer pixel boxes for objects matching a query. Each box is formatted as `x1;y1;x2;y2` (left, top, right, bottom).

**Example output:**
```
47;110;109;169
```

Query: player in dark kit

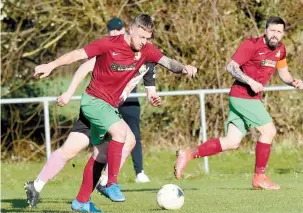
174;16;303;190
28;14;197;212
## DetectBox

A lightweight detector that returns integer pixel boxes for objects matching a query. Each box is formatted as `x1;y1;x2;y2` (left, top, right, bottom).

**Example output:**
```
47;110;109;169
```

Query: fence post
43;100;51;159
199;92;209;173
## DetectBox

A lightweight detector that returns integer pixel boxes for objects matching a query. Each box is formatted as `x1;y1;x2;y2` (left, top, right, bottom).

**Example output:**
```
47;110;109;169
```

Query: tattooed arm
157;56;197;77
226;60;252;84
158;56;184;73
226;60;264;93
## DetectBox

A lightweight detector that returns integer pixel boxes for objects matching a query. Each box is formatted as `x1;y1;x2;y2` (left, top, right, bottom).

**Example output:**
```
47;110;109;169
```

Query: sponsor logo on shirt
110;62;136;71
261;59;277;68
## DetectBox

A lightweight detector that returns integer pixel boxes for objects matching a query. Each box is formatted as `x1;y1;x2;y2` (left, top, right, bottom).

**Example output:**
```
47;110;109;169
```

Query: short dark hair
266;16;285;29
130;14;154;33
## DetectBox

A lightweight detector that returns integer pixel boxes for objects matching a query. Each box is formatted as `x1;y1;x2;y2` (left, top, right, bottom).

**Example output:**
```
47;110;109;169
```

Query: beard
265;35;279;50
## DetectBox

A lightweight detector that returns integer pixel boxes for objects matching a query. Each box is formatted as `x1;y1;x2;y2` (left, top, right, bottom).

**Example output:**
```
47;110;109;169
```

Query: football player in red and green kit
32;14;197;212
174;16;303;190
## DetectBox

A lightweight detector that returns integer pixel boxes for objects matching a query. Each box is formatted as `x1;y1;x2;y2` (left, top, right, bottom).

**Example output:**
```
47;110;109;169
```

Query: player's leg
99;123;136;182
252;110;279;190
96;123;136;201
226;97;279;190
81;93;127;201
25;110;91;208
174;97;246;179
25;130;90;207
119;104;149;182
72;138;108;213
174;123;244;179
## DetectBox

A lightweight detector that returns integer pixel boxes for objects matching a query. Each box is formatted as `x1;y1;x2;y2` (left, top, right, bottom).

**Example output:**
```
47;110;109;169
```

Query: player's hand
292;79;303;89
248;79;264;93
57;92;72;107
148;95;161;107
182;65;197;77
34;63;55;79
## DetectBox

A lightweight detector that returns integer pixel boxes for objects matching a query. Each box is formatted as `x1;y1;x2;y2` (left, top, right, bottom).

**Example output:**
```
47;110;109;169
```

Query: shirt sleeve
145;44;164;63
279;45;287;60
83;37;112;59
276;45;287;69
143;63;156;87
232;40;256;66
276;58;287;69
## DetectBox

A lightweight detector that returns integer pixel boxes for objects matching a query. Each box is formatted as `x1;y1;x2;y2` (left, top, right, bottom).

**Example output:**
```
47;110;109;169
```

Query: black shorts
70;110;91;138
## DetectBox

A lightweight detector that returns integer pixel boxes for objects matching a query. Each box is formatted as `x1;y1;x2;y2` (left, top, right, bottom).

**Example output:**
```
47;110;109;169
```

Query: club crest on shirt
275;50;281;58
134;52;141;61
261;59;277;68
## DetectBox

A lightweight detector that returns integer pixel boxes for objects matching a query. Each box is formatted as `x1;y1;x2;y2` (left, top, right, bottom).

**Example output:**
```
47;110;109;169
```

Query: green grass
1;149;303;213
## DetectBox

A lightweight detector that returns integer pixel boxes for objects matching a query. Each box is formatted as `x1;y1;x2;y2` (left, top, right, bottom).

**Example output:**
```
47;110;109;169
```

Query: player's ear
129;25;134;35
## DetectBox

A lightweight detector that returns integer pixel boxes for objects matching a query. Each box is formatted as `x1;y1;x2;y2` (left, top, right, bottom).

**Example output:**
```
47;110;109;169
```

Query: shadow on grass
274;168;293;174
1;209;75;213
215;187;252;191
1;199;29;209
1;198;71;211
149;208;165;211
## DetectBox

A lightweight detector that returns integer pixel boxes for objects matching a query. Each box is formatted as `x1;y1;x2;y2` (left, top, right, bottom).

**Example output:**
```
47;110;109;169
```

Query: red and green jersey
83;34;163;107
230;36;287;99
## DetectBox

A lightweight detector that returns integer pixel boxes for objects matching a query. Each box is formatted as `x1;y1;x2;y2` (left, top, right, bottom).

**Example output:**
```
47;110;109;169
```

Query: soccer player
174;16;303;190
30;14;197;212
25;55;160;211
101;17;152;185
24;18;160;212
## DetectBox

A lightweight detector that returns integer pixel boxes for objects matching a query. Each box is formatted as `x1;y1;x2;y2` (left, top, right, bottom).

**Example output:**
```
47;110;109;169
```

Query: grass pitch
2;149;303;213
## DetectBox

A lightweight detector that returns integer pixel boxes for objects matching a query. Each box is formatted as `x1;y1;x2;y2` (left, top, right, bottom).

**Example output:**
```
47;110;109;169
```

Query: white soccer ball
156;184;184;210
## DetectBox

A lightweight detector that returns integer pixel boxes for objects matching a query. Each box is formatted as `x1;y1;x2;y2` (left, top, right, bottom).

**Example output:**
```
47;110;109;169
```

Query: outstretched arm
226;60;264;93
34;48;88;79
57;57;95;106
157;56;197;77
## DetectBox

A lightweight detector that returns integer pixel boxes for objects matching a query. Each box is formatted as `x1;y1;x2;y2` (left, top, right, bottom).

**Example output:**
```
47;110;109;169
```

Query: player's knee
92;143;108;163
227;142;241;150
125;133;136;150
113;129;127;142
94;153;107;164
221;137;241;150
269;126;277;138
262;126;277;140
127;139;136;151
58;148;75;161
109;125;127;142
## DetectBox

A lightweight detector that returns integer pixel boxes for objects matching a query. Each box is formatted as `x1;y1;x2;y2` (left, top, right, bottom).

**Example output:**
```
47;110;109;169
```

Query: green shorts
225;97;272;136
80;92;122;145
